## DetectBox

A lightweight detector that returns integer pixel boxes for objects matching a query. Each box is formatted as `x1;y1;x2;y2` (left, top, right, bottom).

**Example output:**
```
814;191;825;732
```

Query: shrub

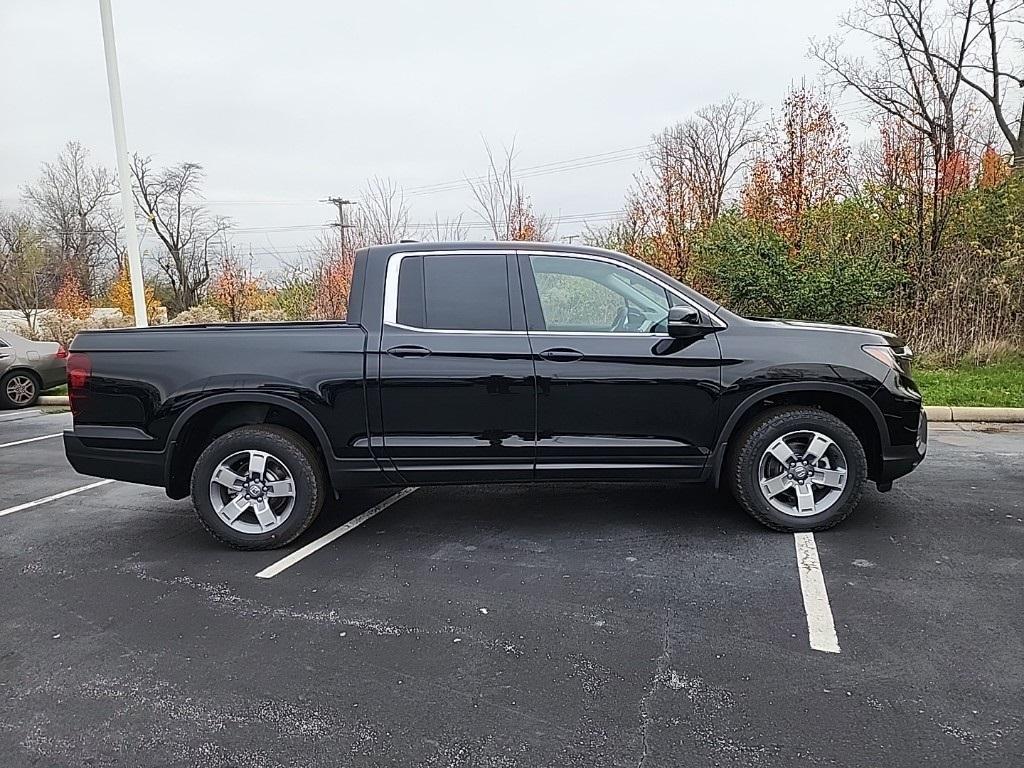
692;210;904;325
246;309;287;322
168;305;224;325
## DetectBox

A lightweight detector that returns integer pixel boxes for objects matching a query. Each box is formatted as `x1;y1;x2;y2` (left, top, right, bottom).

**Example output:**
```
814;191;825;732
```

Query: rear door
377;250;536;483
519;251;722;480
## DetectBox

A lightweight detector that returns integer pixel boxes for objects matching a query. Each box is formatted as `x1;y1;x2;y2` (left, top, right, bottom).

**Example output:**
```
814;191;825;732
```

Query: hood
746;317;905;347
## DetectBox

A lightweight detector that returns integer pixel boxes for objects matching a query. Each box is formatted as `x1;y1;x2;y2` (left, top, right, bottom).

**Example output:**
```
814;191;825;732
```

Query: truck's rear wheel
729;407;867;532
190;425;325;550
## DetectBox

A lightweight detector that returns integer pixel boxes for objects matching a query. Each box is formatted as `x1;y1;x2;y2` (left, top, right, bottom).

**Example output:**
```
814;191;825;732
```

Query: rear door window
397;254;512;331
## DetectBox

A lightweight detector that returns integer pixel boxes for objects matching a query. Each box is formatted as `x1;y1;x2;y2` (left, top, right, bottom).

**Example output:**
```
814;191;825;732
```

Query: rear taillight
55;344;68;360
66;352;91;415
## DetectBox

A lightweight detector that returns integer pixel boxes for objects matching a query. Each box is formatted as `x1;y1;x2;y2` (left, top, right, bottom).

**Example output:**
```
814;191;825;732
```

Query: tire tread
190;424;325;550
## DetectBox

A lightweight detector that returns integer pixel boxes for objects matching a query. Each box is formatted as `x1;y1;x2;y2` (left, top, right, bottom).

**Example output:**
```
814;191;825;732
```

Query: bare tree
653;95;761;227
812;0;984;255
0;208;53;332
812;0;976;158
468;141;554;241
20;141;117;295
131;155;229;313
357;177;410;244
418;213;469;242
950;0;1024;169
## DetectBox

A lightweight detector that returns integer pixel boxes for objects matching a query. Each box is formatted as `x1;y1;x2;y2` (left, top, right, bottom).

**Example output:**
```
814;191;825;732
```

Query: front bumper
877;409;927;485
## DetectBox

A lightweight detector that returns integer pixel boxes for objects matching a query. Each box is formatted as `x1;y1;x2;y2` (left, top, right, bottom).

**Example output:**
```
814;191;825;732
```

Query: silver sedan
0;332;67;409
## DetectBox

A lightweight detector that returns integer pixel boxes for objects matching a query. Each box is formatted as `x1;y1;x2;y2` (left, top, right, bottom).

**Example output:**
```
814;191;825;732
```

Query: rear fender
163;392;336;497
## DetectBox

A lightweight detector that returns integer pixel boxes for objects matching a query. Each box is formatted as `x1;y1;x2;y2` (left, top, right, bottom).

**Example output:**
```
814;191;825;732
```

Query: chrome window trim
382;248;725;335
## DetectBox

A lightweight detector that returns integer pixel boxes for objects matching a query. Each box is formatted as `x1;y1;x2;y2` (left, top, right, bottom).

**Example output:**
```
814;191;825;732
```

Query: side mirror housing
667;305;703;337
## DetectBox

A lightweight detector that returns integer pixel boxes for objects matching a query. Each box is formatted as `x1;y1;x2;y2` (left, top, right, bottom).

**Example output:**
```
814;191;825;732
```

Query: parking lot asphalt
0;411;1021;767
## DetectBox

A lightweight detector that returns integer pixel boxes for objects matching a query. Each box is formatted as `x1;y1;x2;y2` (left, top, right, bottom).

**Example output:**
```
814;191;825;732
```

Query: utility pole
563;234;580;244
98;0;148;327
323;197;357;255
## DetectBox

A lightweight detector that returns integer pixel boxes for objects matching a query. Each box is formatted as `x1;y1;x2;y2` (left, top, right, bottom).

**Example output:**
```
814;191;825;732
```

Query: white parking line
0;433;63;449
0;479;114;519
255;487;419;579
794;532;841;654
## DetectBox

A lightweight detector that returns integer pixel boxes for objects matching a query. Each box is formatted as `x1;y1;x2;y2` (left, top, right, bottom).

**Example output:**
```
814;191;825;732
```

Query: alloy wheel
6;374;36;406
208;449;297;534
757;429;848;517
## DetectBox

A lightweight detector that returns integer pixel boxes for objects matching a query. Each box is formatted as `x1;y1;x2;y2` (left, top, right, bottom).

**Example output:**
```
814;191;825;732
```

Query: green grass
42;385;67;395
914;359;1024;408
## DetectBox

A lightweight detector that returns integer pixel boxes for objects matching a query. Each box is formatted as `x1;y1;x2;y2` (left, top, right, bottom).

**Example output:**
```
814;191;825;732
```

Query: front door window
529;255;672;334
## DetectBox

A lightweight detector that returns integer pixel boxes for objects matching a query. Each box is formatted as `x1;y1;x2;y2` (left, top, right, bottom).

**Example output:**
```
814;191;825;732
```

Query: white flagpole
98;0;148;327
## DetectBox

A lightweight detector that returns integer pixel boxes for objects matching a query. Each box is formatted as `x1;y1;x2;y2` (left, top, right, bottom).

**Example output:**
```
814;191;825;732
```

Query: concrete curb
38;395;70;406
924;405;1024;423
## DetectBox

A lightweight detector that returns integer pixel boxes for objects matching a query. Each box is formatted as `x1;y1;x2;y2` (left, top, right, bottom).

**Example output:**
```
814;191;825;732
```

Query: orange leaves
508;192;541;241
738;87;850;249
310;253;355;320
106;266;161;323
938;150;972;196
740;159;777;227
977;146;1011;189
209;254;268;322
52;272;92;320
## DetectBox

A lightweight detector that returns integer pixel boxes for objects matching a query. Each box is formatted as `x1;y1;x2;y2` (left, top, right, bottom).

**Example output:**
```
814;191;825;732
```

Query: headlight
863;344;912;375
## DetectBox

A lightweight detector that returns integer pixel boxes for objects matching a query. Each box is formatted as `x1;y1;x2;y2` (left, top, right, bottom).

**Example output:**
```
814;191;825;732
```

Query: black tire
0;369;40;409
728;406;867;532
190;425;325;550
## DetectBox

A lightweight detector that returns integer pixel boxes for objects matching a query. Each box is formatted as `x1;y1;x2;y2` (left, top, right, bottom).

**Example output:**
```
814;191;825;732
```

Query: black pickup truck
64;241;927;549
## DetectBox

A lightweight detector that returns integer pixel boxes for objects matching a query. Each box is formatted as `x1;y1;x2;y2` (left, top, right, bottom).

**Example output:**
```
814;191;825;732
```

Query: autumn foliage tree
52;272;92;320
978;145;1012;188
311;252;355;320
742;86;850;248
106;265;161;323
208;253;268;322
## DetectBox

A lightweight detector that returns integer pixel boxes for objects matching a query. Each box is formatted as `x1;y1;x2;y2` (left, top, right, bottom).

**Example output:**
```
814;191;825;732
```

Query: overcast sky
0;0;866;265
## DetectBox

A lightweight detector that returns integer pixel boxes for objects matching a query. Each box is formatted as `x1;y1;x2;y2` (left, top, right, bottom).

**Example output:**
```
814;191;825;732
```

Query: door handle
538;347;584;362
386;345;432;358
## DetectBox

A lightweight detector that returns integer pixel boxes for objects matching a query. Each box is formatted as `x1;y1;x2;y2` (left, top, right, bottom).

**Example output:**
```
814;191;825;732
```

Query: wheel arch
711;382;888;486
2;366;42;382
164;393;334;499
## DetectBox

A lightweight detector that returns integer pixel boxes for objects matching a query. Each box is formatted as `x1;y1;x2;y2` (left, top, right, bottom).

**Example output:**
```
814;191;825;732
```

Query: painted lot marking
0;479;114;519
0;433;63;450
794;532;841;653
256;487;419;579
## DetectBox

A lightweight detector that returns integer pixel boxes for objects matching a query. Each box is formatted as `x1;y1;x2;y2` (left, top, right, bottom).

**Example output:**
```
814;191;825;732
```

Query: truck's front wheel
191;425;325;550
729;407;867;532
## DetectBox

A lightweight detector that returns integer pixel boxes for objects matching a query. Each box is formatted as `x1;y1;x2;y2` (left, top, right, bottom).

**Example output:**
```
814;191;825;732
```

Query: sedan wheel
1;372;39;408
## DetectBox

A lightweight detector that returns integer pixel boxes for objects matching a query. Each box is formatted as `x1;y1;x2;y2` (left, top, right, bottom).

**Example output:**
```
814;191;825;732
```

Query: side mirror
667;305;702;337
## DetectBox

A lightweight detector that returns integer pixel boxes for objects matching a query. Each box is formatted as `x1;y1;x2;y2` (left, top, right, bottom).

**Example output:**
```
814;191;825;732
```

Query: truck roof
362;240;628;258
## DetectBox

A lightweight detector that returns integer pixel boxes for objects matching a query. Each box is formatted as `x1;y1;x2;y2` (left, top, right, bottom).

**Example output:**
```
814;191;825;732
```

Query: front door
519;252;722;480
378;251;536;484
